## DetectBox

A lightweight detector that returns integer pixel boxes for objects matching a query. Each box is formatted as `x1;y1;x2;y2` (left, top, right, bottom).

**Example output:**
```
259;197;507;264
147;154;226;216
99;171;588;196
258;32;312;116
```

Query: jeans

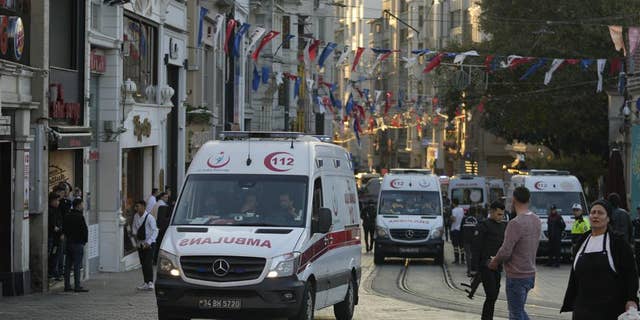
481;267;501;320
506;276;535;320
48;237;63;277
363;227;374;251
138;244;155;283
64;243;85;289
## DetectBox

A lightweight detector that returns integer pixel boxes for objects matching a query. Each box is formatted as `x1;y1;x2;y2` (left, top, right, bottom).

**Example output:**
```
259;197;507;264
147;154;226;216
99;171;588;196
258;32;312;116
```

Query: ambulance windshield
529;192;584;216
378;191;441;216
172;174;308;227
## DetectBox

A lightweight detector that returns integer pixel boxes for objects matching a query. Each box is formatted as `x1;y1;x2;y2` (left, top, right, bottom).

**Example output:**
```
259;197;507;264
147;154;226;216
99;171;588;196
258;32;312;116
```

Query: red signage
90;50;106;73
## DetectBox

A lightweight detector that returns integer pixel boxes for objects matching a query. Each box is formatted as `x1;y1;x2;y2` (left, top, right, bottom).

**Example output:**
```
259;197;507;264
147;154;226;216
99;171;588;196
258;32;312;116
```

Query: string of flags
203;14;632;145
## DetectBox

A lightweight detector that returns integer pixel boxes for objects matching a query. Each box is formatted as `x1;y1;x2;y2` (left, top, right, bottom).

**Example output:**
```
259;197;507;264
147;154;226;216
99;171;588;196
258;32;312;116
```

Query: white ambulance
155;132;362;320
448;174;489;212
506;169;588;257
374;169;445;264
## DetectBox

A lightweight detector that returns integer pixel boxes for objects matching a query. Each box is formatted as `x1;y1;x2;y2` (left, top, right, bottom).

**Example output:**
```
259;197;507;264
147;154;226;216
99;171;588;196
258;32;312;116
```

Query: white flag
544;59;564;85
336;45;350;67
597;59;606;93
275;72;284;86
245;27;266;55
306;78;314;91
402;56;417;69
303;39;312;69
212;14;225;50
453;50;479;65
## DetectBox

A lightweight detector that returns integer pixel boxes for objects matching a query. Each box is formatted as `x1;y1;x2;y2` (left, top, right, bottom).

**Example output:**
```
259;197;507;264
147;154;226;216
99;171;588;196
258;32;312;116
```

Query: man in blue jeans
489;187;541;319
63;198;89;292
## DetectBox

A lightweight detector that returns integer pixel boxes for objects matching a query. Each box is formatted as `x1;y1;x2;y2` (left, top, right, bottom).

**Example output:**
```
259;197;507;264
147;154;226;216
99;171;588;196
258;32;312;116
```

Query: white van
506;169;588;257
155;132;362;320
374;169;445;264
448;175;488;211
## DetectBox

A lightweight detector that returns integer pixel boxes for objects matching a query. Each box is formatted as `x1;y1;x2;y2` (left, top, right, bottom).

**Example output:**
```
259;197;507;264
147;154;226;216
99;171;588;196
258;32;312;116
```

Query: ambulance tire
374;251;385;265
435;249;444;265
334;275;356;320
158;309;189;320
290;281;315;320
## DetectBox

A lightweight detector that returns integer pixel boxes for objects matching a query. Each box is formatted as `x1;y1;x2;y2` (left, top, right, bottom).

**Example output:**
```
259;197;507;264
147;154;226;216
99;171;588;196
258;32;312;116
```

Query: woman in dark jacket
561;199;639;319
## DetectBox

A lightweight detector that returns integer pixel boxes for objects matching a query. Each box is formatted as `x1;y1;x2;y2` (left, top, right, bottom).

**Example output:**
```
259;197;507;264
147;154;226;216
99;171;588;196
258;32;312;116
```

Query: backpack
136;215;148;241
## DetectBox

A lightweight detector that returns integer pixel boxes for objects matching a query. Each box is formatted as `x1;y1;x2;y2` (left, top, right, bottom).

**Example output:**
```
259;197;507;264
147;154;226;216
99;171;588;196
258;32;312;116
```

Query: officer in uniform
570;203;590;256
471;200;507;320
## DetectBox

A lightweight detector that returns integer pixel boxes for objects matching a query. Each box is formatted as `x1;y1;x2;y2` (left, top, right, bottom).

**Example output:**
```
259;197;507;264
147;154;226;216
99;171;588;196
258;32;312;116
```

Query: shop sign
0;115;10;135
55;133;92;150
90;50;106;73
0;0;29;64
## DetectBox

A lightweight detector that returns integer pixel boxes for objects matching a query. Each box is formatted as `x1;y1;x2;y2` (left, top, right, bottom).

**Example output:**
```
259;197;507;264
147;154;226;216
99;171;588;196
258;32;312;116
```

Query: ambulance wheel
334;275;356;320
290;281;315;320
374;251;385;265
158;309;189;320
435;249;444;265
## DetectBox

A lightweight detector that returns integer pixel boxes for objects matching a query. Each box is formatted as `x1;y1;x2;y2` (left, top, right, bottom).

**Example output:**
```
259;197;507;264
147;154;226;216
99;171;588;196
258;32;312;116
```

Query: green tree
477;0;640;158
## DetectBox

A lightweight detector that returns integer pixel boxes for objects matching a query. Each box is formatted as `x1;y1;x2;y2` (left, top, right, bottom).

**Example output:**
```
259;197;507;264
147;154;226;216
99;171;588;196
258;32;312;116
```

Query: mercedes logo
212;259;231;277
405;230;414;239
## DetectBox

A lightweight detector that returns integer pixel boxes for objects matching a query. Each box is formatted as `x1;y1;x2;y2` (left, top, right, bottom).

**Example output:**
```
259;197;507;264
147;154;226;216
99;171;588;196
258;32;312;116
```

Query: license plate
399;247;420;253
198;298;242;309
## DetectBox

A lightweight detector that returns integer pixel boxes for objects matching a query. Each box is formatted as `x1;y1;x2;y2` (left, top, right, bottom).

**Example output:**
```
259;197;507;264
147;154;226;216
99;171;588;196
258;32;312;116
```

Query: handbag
136;215;148;241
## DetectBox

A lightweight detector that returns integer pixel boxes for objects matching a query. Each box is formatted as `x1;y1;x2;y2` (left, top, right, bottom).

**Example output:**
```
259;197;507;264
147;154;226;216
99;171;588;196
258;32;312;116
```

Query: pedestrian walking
145;188;158;214
570;203;590;256
63;198;89;292
451;199;465;264
48;192;63;280
132;200;158;291
462;208;479;276
472;200;507;320
361;200;377;252
546;205;565;267
443;195;452;241
561;199;639;319
488;186;541;320
608;193;634;245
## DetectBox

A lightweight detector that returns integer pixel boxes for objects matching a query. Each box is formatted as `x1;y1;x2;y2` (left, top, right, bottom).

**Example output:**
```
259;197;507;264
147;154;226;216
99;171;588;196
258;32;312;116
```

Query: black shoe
64;287;74;292
74;287;89;292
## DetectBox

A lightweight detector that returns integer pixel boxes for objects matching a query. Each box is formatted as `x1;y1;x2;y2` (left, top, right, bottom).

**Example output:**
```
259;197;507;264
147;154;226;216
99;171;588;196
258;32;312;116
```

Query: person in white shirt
145;188;158;214
132;200;158;291
450;198;466;264
151;192;169;220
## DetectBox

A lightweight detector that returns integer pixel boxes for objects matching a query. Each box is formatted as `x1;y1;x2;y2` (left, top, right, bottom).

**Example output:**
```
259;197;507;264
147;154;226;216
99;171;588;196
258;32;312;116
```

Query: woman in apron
561;199;639;319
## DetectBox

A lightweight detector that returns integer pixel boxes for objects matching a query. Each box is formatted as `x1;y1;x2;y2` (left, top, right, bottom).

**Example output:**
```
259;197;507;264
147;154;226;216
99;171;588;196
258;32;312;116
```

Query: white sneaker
137;283;149;291
147;282;154;290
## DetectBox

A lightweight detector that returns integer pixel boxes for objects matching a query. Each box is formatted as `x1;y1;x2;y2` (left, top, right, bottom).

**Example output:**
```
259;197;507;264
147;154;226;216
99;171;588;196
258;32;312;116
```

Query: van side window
311;178;323;234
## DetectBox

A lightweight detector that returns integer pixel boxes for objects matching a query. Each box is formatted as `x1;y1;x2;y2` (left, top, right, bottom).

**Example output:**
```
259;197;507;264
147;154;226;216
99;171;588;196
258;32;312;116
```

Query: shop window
50;0;79;69
123;15;158;102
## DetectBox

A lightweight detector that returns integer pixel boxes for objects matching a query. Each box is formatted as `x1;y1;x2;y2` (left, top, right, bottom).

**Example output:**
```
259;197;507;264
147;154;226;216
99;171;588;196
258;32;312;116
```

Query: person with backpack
132;200;158;291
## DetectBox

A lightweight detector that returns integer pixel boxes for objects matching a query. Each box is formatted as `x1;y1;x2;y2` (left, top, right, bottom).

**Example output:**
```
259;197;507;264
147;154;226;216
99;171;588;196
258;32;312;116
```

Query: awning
50;126;92;150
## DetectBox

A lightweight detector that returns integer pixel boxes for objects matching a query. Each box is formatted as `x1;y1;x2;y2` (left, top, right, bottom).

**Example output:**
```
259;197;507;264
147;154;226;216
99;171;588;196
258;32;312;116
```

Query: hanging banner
245;26;266;55
336;45;350;67
520;58;546;80
318;42;337;68
609;25;627;56
308;40;322;62
252;31;280;62
544;59;564;85
212;14;225;50
197;7;209;48
274;34;295;56
630;27;640;57
352;47;365;72
233;23;251;57
453;50;479;65
223;19;237;54
423;53;444;73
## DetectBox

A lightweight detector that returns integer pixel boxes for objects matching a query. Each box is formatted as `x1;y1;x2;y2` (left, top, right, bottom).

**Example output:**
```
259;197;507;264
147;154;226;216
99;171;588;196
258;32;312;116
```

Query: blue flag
371;48;392;54
318;42;338;68
274;34;296;56
197;7;209;47
252;65;260;92
345;93;354;114
294;77;301;98
261;66;270;84
520;58;547;81
581;59;594;71
233;23;251;57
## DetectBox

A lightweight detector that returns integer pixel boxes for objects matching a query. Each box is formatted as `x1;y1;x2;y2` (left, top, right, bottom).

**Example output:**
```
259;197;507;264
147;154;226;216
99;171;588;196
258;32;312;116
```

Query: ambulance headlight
430;227;443;240
158;250;180;277
376;226;389;239
267;252;300;278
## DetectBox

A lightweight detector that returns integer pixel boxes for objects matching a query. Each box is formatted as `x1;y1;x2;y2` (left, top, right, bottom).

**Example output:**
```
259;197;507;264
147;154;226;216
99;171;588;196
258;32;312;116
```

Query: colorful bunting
252;65;260;91
318;42;338;68
544;59;565;85
261;66;270;84
233;23;251;57
223;19;237;54
336;45;350;67
251;31;280;61
352;47;365;72
246;27;266;55
197;7;209;48
274;34;295;56
520;58;546;80
423;53;444;73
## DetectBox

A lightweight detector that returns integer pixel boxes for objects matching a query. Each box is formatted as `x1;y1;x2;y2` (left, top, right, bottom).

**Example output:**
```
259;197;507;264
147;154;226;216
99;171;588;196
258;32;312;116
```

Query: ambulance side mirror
317;208;333;234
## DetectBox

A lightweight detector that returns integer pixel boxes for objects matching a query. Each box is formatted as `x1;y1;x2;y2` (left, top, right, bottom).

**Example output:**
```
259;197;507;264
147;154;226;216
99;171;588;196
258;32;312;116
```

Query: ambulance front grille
390;229;429;241
180;256;266;282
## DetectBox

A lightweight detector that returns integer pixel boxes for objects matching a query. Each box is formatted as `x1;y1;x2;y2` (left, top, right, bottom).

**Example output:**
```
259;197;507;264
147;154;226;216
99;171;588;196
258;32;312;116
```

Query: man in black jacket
361;200;377;252
48;193;63;280
63;198;89;292
471;200;506;320
608;193;634;246
546;205;566;267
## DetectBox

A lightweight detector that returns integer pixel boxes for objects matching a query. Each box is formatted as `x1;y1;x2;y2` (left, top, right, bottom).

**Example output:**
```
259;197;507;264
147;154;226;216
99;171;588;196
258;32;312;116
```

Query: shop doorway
122;148;144;255
0;142;12;273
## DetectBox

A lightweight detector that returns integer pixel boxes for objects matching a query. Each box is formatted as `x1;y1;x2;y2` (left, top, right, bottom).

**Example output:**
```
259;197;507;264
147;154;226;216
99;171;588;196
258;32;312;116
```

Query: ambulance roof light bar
219;131;304;141
390;168;433;175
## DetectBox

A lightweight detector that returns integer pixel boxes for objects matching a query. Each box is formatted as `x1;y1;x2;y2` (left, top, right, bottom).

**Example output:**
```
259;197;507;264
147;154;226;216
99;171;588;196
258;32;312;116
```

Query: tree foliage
477;0;640;158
